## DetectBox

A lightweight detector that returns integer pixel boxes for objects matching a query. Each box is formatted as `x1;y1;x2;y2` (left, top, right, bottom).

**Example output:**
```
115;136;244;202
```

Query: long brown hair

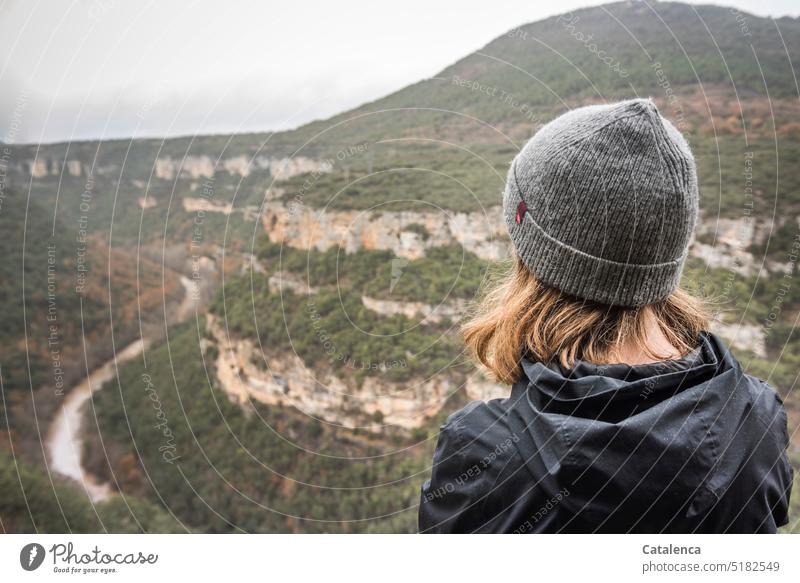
462;256;710;385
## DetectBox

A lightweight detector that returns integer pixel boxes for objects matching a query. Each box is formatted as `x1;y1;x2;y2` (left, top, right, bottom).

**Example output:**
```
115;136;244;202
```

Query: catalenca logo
19;543;46;571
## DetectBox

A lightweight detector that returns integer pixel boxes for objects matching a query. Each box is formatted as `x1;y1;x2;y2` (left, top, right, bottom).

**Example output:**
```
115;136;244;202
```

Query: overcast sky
1;0;798;145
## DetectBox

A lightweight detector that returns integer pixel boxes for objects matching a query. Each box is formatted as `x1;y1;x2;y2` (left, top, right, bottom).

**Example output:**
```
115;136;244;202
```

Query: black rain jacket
419;332;793;533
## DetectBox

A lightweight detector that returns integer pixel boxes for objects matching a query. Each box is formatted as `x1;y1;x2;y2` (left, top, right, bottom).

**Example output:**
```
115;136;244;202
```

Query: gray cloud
1;0;797;144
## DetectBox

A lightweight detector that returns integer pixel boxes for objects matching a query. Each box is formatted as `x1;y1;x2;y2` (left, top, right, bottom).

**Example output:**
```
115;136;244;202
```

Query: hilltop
9;2;800;216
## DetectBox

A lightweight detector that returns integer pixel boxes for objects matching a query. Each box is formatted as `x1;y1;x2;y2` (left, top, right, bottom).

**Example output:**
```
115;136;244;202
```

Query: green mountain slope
10;2;800;214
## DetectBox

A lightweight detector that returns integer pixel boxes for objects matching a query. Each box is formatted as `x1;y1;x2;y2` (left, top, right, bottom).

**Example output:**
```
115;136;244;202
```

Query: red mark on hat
515;200;528;224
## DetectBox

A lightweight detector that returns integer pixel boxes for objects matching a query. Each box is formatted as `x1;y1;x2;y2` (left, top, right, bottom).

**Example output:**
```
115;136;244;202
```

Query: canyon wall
178;194;795;431
19;154;331;182
259;203;784;359
207;314;505;431
261;202;509;261
154;155;332;181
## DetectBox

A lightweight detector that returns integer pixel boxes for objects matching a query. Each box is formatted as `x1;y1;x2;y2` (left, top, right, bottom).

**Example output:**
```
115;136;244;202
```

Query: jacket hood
510;332;759;528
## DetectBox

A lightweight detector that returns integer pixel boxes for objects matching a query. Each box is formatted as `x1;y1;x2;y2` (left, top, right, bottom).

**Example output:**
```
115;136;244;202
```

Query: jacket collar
512;332;735;405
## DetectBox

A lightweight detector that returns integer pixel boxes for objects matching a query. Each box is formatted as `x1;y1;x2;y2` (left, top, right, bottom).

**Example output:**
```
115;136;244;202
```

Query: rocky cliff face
361;295;467;325
205;200;786;431
262;200;792;274
691;214;788;277
20;154;332;182
21;158;86;177
261;202;509;261
154;155;332;181
207;314;505;430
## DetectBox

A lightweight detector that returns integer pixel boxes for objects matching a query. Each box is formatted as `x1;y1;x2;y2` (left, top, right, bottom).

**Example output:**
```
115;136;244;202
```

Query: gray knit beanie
503;98;698;307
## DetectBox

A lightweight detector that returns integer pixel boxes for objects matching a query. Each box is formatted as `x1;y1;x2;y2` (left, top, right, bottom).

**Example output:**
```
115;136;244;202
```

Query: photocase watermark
730;7;752;38
697;151;758;303
0;90;28;214
141;373;181;464
558;13;629;78
287;142;368;216
346;358;406;372
2;90;28;143
46;243;65;395
74;173;96;296
304;300;407;372
20;540;158;574
0;143;11;214
20;543;46;571
763;232;800;336
389;257;409;293
423;433;520;503
651;61;688;132
451;75;542;124
50;542;157;574
506;26;528;41
512;487;571;533
190;177;215;295
639;361;680;400
640;376;657;400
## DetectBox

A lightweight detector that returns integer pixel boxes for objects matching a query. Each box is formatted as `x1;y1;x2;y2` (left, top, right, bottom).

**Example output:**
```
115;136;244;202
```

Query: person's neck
608;307;683;365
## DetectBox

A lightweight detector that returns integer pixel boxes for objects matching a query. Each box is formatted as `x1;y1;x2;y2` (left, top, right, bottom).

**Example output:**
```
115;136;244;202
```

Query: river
46;276;197;502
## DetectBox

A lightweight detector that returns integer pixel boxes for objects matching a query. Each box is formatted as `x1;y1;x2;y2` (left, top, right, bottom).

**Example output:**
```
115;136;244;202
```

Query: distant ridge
11;1;799;155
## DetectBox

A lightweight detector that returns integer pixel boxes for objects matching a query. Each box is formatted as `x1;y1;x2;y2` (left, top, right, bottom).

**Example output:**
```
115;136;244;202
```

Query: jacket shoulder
443;398;519;453
419;398;524;533
700;374;793;532
741;375;788;432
